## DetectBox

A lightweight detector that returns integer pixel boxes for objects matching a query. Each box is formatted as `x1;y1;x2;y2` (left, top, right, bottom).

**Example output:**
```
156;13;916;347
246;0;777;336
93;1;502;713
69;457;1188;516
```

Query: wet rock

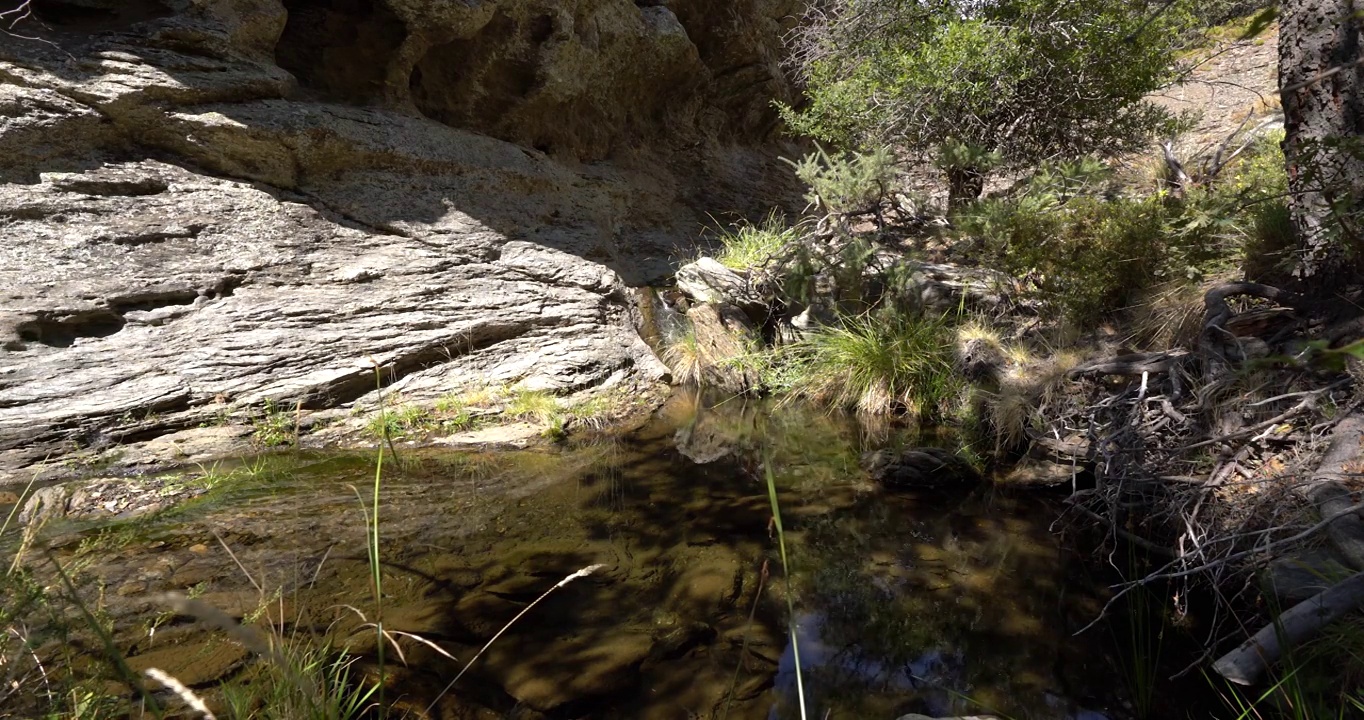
491;632;654;712
17;476;208;526
116;426;256;469
126;639;250;688
686;303;763;394
17;485;72;526
673;410;746;465
862;448;980;490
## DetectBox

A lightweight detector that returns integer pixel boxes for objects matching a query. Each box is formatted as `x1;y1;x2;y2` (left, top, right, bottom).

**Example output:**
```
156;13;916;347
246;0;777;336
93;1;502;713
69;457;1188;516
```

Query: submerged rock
17;476;209;526
862;447;980;490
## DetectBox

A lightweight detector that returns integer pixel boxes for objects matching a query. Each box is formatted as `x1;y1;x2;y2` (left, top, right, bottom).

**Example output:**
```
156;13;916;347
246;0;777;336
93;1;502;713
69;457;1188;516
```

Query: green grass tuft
504;389;561;424
252;400;297;448
782;312;960;417
714;212;801;271
364;404;431;440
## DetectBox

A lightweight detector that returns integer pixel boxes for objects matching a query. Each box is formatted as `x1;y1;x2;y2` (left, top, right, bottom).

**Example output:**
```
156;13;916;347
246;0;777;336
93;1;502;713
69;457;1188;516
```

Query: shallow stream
35;391;1144;719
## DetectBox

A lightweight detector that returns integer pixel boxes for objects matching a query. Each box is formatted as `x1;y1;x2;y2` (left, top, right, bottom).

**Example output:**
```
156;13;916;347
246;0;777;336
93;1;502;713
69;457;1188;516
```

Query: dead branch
1161;139;1192;196
1203;283;1301;341
1212;570;1364;685
1066;351;1190;379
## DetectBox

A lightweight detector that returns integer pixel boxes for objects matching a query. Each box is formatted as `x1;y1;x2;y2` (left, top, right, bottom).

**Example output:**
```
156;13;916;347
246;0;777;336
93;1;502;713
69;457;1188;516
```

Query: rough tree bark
1279;0;1364;291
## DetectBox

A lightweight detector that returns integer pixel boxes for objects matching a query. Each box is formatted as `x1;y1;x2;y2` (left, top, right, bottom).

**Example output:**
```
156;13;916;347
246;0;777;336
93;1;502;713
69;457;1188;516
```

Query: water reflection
44;389;1122;720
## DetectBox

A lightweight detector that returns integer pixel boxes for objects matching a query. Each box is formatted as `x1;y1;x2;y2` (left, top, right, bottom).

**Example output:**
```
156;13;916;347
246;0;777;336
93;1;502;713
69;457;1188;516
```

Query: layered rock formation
0;0;804;482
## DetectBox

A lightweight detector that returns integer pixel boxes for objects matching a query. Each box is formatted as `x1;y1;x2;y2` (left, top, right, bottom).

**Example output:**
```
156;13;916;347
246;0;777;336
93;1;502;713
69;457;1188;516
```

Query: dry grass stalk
144;667;217;719
424;563;606;715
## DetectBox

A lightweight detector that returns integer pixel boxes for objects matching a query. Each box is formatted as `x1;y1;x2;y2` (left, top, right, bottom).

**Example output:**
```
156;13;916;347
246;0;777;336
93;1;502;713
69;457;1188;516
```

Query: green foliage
958;136;1289;324
364;404;431;440
220;639;379;720
936;141;1003;176
783;144;898;215
713;212;802;270
252;400;296;448
961;193;1166;323
540;416;568;442
434;393;482;432
781;311;960;417
505;388;564;427
782;0;1190;183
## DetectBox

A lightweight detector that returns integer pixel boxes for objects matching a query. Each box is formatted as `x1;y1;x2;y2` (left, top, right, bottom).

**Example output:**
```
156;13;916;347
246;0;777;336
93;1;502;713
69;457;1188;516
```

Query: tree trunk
1279;0;1364;292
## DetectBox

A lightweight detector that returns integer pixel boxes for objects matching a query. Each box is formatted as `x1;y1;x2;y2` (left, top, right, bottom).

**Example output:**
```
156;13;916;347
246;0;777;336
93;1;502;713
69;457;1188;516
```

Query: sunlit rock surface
0;0;805;481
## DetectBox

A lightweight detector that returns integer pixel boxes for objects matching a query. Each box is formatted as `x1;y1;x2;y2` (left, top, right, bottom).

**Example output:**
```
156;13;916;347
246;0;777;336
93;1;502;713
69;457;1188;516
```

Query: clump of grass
783;312;960;417
541;416;568;442
1127;279;1213;350
434;393;484;432
662;327;706;386
566;395;614;431
714;212;801;271
504;388;561;424
983;349;1083;451
364;404;430;441
434;393;466;414
252;400;297;448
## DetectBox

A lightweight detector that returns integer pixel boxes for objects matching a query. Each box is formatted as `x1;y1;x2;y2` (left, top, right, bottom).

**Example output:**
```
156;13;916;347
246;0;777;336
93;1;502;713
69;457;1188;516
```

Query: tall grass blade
763;457;808;720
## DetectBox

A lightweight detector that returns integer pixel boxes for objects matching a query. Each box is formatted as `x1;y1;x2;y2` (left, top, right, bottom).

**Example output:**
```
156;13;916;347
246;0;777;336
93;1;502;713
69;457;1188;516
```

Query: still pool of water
40;390;1130;719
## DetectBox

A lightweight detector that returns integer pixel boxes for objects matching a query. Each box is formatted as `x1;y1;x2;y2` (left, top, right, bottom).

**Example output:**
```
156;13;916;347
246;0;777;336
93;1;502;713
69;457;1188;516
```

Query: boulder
898;263;1022;313
0;0;808;480
675;258;765;308
862;448;981;490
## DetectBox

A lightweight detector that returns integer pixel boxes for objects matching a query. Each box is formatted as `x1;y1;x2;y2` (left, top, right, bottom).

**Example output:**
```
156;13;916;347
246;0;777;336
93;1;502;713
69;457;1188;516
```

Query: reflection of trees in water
785;491;1077;719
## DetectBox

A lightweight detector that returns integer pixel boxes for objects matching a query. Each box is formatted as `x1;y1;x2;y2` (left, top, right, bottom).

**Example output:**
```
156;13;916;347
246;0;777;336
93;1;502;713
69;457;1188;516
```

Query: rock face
0;0;804;482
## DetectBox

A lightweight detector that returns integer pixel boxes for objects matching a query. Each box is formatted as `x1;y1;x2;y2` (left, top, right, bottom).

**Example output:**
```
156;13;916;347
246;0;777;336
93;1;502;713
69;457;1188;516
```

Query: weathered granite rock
1264;548;1356;605
0;161;668;477
0;0;804;482
676;257;764;308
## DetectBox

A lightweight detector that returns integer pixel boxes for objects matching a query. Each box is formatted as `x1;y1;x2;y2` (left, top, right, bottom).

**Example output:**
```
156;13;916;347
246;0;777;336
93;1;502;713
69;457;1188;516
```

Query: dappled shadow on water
38;390;1127;719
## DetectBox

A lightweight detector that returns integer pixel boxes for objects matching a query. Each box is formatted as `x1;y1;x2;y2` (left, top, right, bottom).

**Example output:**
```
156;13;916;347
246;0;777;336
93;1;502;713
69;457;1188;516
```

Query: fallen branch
1212;570;1364;685
1067;350;1190;379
